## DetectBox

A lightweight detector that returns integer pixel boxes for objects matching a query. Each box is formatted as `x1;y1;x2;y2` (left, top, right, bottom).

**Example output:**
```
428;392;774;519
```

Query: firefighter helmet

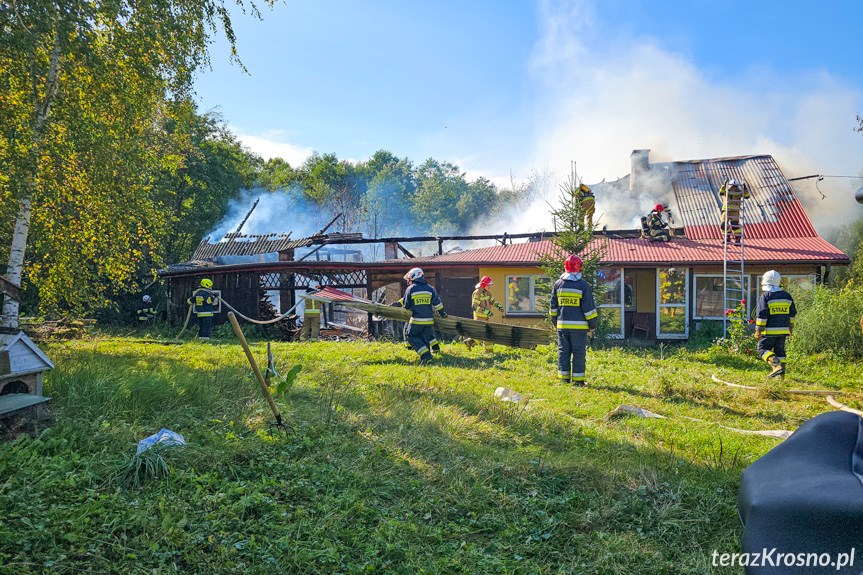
142;295;151;303
579;184;591;194
654;204;664;213
404;268;424;282
200;278;213;289
564;255;583;273
479;276;493;288
761;270;781;290
727;178;740;189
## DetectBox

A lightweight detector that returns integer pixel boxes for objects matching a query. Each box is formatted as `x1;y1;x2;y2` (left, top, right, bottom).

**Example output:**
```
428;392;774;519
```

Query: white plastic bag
136;428;186;455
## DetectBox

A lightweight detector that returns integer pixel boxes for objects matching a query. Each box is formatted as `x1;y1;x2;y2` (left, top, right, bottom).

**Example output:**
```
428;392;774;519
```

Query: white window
694;275;749;320
506;275;550;315
657;267;689;338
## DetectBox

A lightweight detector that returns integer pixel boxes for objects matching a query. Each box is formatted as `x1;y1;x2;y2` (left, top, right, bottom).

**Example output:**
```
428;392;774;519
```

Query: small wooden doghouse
0;330;53;421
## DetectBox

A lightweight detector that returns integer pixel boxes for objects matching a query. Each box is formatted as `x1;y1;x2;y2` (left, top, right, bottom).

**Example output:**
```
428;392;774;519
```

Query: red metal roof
393;236;848;267
671;155;817;240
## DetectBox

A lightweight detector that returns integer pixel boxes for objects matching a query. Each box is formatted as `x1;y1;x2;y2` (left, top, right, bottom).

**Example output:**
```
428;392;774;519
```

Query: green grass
1;335;862;574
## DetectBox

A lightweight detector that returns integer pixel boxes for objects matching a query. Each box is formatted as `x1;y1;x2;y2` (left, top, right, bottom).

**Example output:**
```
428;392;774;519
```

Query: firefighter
646;204;670;242
187;278;217;340
137;295;156;323
549;255;598;385
576;184;596;228
465;275;504;353
719;178;750;244
301;287;322;342
392;268;447;363
754;270;797;378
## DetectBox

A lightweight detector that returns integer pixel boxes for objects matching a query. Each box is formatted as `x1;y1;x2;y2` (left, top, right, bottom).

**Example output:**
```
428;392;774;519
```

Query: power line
787;174;862;181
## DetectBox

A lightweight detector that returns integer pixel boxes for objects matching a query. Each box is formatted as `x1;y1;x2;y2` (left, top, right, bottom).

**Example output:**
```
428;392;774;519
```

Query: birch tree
0;0;268;326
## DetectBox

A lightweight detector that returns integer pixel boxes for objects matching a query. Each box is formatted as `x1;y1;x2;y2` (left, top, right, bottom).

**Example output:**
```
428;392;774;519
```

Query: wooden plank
0;393;51;417
335;301;554;349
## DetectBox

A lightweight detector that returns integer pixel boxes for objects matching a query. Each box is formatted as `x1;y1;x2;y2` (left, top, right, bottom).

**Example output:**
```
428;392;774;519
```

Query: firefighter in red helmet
549;255;598;385
465;275;504;353
645;204;670;242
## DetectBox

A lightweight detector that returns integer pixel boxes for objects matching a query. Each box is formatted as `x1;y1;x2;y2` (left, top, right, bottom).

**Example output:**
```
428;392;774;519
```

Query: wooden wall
168;272;261;326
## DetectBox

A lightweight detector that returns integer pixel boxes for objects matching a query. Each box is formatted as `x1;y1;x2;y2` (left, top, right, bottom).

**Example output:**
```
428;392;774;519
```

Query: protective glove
496;303;504;313
438;310;448;318
788;325;793;337
389;301;402;308
754;329;762;341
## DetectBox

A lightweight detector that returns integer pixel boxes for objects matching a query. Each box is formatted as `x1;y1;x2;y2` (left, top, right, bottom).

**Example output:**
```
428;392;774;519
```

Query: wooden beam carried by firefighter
305;287;553;350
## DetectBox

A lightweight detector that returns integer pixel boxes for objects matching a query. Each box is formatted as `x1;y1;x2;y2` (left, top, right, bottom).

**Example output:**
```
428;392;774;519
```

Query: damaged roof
671;155;816;240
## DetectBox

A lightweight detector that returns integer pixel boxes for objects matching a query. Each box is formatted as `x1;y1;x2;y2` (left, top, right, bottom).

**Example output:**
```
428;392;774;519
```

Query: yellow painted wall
479;266;547;327
634;269;656;313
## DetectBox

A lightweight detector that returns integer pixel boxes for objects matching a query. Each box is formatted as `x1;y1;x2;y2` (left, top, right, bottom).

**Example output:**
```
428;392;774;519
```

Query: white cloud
514;0;863;233
233;128;314;166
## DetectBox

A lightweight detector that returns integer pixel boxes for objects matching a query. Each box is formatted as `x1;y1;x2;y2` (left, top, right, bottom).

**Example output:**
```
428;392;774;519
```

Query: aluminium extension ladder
722;186;746;339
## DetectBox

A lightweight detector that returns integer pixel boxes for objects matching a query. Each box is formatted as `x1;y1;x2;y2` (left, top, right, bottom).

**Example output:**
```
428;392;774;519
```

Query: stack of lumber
338;300;553;350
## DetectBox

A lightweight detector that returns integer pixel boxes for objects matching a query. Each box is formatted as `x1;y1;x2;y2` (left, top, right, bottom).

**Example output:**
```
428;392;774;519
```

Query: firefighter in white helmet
465;275;504;353
137;295;157;323
392;268;447;363
754;270;797;378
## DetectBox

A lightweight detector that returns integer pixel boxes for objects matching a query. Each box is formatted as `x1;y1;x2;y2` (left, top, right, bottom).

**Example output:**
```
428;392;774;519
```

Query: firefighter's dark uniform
719;183;750;243
301;298;322;342
755;289;797;375
647;212;670;242
187;288;216;340
465;286;504;352
398;278;445;362
137;305;156;322
549;273;598;384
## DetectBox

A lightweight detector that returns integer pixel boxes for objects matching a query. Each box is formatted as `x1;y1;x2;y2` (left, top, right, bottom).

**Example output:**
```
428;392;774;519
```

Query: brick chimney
630;149;650;191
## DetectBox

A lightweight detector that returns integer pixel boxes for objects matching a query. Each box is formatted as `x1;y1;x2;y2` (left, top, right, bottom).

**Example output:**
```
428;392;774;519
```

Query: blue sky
194;0;863;230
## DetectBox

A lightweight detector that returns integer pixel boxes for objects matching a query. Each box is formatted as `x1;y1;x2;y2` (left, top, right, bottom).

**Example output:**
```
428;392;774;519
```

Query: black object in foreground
738;411;863;574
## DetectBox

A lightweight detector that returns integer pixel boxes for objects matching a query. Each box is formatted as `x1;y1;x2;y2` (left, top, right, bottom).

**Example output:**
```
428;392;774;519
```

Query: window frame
505;274;551;316
693;274;750;320
597;267;629;339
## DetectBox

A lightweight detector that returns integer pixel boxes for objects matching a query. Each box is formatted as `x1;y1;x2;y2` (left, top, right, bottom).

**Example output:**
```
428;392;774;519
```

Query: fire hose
175;291;304;339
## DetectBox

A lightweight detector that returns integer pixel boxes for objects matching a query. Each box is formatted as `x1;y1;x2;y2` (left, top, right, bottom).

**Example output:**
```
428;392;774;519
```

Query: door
437;277;478;319
656;267;689;338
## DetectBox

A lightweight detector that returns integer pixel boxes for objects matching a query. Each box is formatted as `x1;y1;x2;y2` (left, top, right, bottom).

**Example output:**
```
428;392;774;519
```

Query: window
597;268;635;338
506;275;550;315
657;267;689;337
694;275;747;320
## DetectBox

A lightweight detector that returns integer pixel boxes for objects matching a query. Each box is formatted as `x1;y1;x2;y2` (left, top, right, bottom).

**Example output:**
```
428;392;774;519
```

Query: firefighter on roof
576;184;596;228
645;204;670;242
754;270;797;378
187;278;217;340
719;178;750;244
392;267;446;363
465;275;504;353
137;295;157;323
549;255;598;385
301;286;323;342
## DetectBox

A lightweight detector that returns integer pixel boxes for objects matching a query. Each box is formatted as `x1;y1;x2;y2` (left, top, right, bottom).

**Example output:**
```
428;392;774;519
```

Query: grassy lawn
1;334;861;574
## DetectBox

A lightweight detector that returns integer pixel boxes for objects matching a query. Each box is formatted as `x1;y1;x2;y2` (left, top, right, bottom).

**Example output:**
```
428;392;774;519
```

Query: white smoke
494;0;863;234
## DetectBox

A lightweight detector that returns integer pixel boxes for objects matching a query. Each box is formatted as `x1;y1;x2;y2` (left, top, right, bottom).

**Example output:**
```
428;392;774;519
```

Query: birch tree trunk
1;33;62;328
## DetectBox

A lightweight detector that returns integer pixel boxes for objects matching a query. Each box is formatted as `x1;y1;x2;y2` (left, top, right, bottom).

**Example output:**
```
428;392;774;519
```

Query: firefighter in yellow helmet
187;278;217;340
465;275;504;353
576;184;596;227
719;178;750;244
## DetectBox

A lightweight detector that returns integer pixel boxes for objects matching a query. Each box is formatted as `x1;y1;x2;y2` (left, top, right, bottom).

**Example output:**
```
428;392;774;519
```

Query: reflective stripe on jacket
549;275;598;331
305;298;322;315
400;278;443;325
188;288;215;317
471;287;501;317
137;307;156;320
755;289;797;336
719;184;750;219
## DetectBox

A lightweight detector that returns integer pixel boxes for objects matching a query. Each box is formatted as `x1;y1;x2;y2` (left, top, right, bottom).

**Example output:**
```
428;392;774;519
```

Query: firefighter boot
767;356;784;378
431;342;441;353
464;338;475;351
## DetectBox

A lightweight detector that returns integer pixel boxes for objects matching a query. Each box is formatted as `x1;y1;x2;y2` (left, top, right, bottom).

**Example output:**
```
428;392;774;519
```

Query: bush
788;283;863;358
